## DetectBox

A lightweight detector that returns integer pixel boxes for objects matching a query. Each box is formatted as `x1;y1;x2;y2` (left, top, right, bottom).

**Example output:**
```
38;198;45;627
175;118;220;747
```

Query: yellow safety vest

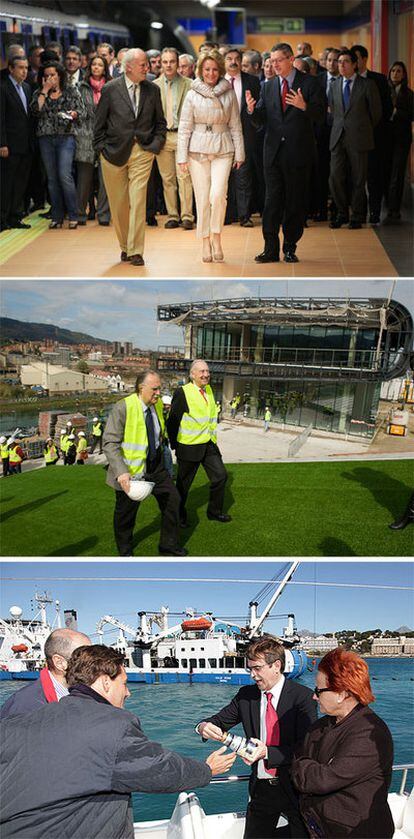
265;410;271;422
60;433;69;453
92;423;102;436
121;393;165;477
76;437;87;455
177;383;217;446
44;444;57;463
1;445;9;459
9;447;22;464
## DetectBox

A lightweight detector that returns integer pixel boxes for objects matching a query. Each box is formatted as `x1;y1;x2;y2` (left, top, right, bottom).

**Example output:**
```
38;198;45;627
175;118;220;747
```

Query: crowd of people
1;37;412;264
0;416;105;474
0;632;398;839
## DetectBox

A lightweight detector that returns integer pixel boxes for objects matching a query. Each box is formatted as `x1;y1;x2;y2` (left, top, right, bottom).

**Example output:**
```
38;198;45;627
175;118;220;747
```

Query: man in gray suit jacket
328;48;382;229
94;48;166;266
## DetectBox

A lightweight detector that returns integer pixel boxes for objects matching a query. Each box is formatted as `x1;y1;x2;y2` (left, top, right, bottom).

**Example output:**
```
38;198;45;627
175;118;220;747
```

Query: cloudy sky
2;279;412;349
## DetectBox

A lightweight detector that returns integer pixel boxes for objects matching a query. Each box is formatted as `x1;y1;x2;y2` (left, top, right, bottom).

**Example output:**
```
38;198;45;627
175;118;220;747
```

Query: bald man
0;628;91;719
94;47;166;267
167;360;231;526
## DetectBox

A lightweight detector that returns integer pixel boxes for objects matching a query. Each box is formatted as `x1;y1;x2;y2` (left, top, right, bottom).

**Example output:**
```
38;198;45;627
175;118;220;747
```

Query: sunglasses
314;686;332;697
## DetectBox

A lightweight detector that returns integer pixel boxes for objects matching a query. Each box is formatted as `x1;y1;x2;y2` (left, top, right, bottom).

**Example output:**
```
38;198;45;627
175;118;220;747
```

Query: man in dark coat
167;359;230;527
328;49;382;229
196;636;317;838
0;628;91;720
0;644;236;839
0;56;34;230
246;42;325;263
352;44;393;225
224;48;264;225
94;47;166;266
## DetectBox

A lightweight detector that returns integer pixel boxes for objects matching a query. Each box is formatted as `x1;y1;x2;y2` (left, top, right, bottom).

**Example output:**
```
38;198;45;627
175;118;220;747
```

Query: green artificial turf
1;460;413;557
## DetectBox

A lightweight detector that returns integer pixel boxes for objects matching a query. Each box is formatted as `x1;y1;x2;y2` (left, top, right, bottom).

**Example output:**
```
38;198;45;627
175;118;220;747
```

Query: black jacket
94;75;166;166
292;703;394;838
167;385;221;463
249;71;325;168
0;676;48;720
200;679;316;804
0;77;34;154
1;687;211;839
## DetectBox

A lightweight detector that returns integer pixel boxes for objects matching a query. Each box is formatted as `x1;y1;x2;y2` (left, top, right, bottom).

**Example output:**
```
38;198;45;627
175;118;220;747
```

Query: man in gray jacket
0;644;236;839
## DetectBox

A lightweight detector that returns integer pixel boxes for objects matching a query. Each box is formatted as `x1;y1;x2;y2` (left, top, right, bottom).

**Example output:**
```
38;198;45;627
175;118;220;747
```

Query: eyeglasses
246;663;268;674
314;686;332;697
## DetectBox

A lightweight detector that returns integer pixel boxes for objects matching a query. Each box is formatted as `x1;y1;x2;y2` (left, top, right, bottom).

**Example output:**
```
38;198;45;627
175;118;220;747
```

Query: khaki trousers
101;144;154;257
157;131;194;222
188;153;233;238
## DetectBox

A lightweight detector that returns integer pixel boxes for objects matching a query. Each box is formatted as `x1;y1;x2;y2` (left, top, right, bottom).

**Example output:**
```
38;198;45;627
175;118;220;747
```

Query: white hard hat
93;416;98;422
6;438;14;446
161;395;172;406
0;436;6;444
127;479;155;502
68;434;75;440
66;421;72;426
78;431;85;436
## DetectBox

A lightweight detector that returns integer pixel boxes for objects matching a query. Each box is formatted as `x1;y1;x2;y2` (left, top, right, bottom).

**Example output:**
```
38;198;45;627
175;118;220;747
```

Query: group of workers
0;417;105;475
0;629;396;839
0;435;26;475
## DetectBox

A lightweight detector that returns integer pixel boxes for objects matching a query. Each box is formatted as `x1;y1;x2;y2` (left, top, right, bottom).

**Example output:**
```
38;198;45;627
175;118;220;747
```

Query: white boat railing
209;763;414;794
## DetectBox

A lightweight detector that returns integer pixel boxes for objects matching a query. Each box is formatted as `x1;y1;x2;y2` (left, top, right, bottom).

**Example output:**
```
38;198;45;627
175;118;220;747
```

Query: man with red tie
167;359;230;527
196;636;317;838
246;42;325;264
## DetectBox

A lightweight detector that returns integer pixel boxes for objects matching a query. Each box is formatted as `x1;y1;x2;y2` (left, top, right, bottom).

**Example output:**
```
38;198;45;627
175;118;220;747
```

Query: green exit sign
257;17;305;34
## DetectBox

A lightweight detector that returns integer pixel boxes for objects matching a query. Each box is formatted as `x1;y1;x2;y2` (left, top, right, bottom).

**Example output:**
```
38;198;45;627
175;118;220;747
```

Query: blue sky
2;280;412;350
1;562;412;641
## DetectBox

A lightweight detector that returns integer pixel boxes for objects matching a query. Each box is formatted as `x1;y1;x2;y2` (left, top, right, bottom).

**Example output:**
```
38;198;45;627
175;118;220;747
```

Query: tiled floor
0;213;398;278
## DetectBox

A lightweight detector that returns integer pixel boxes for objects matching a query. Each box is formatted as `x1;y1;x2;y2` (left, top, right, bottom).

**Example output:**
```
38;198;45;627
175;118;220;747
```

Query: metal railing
210;764;414;794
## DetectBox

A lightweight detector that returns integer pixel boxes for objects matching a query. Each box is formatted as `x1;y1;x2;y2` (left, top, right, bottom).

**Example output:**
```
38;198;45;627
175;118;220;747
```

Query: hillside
0;317;110;346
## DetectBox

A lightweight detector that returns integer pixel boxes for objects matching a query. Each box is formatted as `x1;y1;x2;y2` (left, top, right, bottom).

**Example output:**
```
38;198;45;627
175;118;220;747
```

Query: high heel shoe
212;237;224;262
68;221;78;230
202;238;212;263
49;221;63;229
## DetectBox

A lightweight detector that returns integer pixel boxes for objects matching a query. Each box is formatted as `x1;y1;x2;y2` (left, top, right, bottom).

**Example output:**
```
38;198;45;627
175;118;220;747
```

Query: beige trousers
100;144;154;257
188;153;233;238
157;131;194;222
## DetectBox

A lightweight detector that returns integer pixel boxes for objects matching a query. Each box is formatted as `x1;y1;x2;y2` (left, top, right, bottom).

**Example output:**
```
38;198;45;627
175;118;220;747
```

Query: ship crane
247;561;300;640
96;615;138;646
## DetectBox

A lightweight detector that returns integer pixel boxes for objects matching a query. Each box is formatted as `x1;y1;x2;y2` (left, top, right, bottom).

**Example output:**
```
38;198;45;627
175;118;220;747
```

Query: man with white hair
167;360;231;527
94;48;167;267
0;627;91;719
178;53;195;79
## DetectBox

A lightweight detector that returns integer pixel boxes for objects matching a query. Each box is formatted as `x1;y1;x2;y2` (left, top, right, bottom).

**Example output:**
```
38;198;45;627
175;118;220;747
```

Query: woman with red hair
291;647;394;837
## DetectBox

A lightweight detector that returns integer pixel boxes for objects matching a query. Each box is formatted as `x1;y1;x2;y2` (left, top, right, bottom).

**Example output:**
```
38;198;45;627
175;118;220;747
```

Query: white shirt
342;73;357;95
257;675;285;778
225;73;242;110
49;671;69;700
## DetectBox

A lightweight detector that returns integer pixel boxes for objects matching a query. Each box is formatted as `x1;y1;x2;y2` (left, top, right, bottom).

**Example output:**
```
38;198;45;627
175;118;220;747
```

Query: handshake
199;721;267;766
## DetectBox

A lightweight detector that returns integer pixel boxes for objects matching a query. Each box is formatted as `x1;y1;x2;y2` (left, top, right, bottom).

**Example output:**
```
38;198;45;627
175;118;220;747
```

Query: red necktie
264;691;280;776
281;78;288;112
199;388;208;403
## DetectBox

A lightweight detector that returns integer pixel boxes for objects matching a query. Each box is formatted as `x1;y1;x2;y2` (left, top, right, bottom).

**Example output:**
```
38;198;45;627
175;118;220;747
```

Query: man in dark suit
197;636;317;838
0;55;34;230
352;44;393;225
64;46;84;87
224;47;264;226
167;359;230;527
246;42;325;263
94;48;166;266
328;49;382;229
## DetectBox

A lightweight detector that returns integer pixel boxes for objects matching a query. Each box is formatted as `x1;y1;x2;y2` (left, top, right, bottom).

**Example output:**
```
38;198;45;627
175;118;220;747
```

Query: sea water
0;657;412;822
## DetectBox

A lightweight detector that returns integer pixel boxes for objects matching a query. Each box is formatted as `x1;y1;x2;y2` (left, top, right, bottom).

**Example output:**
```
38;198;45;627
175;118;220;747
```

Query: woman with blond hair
291;647;394;838
177;49;244;263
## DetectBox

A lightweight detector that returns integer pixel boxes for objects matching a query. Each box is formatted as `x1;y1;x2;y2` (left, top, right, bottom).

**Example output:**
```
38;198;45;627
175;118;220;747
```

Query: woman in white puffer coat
177;49;245;263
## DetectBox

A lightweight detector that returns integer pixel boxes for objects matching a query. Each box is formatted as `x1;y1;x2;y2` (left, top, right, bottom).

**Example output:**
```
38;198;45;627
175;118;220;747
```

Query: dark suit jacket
167;385;221;463
238;71;261;152
200;679;317;804
292;704;394;838
366;69;393;124
94;75;166;166
249;71;325;168
0;77;33;154
328;74;382;152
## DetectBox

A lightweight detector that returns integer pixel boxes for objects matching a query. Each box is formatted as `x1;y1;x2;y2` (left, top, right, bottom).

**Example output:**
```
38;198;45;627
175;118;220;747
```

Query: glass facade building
157;297;413;438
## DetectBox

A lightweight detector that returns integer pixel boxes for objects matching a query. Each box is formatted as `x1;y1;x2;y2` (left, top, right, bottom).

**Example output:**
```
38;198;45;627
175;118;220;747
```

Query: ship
0;563;308;682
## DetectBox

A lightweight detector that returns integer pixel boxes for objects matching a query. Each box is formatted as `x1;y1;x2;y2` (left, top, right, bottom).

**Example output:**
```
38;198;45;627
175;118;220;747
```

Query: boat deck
0;212;398;278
